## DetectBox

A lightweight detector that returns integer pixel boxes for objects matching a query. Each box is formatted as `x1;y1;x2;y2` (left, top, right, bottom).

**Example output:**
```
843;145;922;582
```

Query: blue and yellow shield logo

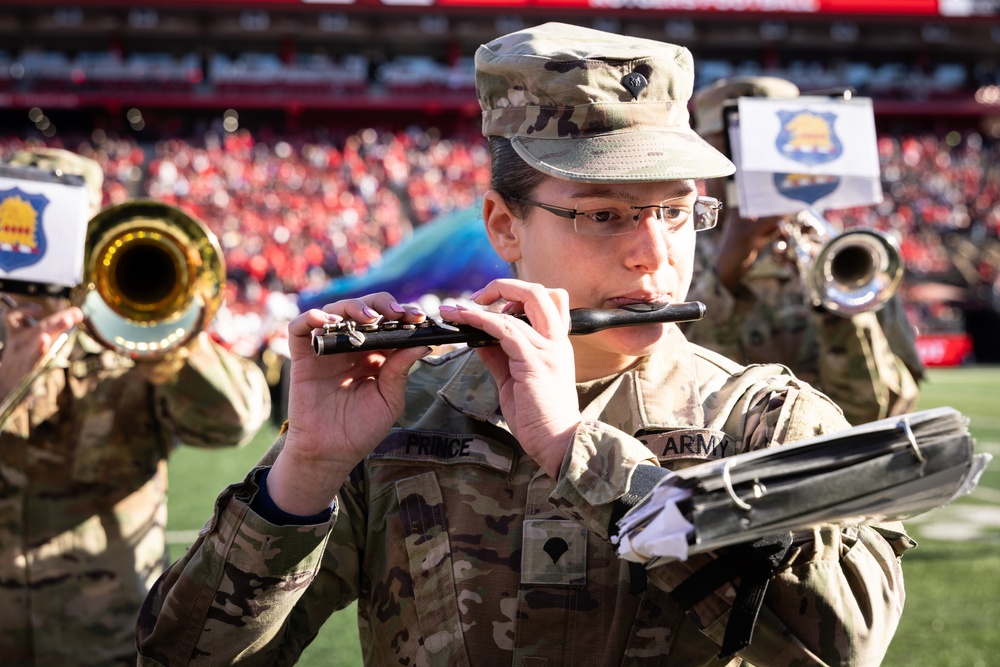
775;109;843;167
0;187;49;272
772;109;844;205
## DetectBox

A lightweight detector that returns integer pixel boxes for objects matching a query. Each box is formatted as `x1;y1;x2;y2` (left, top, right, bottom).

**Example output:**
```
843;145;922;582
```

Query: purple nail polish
390;302;406;314
363;306;379;319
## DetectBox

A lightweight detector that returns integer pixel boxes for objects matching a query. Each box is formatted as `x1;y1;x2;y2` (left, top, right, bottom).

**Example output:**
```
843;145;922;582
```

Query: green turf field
166;366;1000;666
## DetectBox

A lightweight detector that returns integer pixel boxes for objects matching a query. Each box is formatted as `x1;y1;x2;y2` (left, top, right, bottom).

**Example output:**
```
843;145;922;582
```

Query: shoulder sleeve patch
638;428;735;464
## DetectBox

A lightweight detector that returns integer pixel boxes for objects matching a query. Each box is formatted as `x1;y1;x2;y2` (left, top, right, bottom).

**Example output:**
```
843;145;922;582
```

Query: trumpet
776;209;903;317
314;301;706;355
0;200;224;423
75;200;225;357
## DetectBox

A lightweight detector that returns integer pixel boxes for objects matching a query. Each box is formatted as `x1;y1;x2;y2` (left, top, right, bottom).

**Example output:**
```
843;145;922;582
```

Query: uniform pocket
395;472;471;666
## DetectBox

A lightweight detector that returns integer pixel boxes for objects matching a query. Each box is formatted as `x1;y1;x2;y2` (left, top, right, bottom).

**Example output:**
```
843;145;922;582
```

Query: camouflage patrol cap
475;22;735;183
5;147;104;216
693;75;800;137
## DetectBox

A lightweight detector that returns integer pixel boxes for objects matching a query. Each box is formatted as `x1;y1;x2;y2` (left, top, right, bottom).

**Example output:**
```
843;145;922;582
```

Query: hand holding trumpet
709;206;903;317
710;207;782;293
0;295;82;405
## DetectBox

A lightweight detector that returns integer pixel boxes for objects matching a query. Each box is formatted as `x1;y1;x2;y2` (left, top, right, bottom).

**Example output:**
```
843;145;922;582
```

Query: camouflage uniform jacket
684;233;924;426
137;325;912;667
0;330;270;667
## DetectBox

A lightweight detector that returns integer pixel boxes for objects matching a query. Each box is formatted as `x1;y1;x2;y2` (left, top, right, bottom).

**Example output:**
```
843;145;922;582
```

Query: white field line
166;529;203;546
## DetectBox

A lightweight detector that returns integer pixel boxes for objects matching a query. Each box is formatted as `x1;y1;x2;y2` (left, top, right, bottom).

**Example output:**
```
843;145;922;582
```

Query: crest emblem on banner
773;172;842;205
0;188;49;272
775;110;843;167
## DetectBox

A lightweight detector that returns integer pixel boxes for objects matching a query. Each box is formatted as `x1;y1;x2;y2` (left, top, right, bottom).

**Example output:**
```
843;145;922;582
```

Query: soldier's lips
607;298;673;310
619;302;674;313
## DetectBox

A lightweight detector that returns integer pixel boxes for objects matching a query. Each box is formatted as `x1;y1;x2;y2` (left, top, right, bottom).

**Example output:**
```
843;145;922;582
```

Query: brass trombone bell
74;200;225;358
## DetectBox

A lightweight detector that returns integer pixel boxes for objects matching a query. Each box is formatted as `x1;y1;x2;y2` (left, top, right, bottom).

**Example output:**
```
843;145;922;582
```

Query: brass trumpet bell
780;210;904;318
811;229;904;317
73;200;225;358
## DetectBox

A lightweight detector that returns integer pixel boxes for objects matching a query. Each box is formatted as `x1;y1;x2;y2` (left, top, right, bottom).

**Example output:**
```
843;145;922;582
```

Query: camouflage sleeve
877;294;926;383
555;381;913;666
153;333;271;448
682;256;756;359
136;466;355;666
552;419;660;538
813;307;922;426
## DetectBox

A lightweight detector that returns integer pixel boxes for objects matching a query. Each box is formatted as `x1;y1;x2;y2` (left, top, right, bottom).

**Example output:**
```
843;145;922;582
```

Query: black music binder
615;406;991;564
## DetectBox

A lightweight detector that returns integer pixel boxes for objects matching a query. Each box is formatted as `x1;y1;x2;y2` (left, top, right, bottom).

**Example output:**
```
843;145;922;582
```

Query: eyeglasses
508;195;722;237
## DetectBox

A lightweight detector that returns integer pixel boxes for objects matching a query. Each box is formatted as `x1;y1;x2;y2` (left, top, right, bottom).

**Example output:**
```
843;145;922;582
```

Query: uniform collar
437;325;706;435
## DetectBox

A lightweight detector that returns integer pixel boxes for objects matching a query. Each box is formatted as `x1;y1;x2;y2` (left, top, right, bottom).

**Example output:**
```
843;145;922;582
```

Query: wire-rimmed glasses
508;195;722;237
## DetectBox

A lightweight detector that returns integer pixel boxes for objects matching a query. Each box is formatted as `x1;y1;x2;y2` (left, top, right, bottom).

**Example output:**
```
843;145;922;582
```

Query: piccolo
313;301;706;356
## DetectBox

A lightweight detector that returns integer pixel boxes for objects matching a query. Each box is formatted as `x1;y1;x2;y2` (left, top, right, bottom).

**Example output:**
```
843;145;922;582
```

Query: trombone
0;200;225;424
776;209;904;317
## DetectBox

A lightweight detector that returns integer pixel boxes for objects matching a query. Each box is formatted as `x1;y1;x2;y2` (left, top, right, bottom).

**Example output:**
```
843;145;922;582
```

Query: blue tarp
296;204;510;311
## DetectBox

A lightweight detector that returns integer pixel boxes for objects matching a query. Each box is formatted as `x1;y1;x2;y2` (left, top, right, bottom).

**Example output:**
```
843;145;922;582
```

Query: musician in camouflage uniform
684;76;924;425
0;148;271;667
137;24;912;666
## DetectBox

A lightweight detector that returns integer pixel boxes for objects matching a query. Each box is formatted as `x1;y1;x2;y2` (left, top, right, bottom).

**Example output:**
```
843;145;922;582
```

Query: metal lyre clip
899;415;925;464
722;458;754;511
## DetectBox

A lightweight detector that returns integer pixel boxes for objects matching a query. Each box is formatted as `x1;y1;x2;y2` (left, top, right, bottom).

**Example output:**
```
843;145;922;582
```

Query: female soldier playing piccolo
137;23;912;667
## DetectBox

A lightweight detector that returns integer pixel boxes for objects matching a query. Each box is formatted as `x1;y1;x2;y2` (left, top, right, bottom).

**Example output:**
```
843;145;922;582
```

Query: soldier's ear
482;190;522;263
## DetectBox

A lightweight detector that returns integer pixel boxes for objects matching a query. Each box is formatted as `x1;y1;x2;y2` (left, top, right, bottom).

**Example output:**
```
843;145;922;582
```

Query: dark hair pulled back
489;137;546;220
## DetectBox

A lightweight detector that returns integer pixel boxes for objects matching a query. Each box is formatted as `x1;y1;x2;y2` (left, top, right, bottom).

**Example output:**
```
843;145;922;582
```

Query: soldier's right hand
713;208;782;292
266;293;431;516
0;302;82;401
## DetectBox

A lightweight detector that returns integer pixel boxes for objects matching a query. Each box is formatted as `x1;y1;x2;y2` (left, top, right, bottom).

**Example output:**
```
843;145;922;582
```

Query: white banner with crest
729;96;883;218
0;166;89;290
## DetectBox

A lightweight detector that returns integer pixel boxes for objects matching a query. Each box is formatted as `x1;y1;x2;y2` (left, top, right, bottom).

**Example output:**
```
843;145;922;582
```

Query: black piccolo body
313;301;706;356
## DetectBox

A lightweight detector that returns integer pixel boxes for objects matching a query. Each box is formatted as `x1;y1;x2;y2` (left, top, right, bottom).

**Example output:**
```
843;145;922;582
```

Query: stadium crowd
2;122;998;356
